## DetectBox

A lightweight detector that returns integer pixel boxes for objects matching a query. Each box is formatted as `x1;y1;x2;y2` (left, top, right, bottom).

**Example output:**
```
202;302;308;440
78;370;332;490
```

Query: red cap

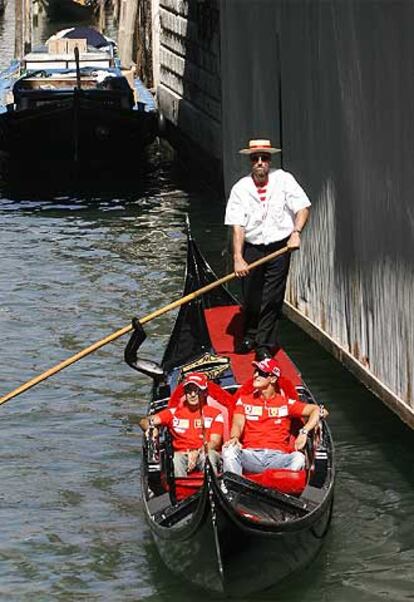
252;358;281;377
182;372;208;390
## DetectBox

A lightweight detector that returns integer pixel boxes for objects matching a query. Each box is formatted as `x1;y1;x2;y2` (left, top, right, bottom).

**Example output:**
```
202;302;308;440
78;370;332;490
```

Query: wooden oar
0;245;292;407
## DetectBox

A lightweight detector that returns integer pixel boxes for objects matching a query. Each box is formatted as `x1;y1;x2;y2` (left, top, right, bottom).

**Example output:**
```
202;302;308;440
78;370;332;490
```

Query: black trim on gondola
151;492;201;527
124;319;165;380
124;319;147;369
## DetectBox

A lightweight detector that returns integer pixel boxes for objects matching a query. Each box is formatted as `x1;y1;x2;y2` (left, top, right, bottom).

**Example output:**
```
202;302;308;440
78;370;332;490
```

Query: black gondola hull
44;0;95;21
146;487;224;592
0;95;157;176
148;476;334;595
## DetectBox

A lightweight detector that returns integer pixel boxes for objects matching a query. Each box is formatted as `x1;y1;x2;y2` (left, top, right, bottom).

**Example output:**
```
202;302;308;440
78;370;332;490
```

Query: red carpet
204;305;303;387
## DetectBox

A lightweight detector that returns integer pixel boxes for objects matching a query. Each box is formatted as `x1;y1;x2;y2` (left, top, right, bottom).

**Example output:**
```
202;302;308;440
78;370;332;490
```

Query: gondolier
225;139;311;360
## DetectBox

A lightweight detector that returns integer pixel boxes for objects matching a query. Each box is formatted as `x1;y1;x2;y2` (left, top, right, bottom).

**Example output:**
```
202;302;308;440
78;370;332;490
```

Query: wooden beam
98;0;105;33
15;0;24;58
113;0;120;24
118;0;138;68
24;0;33;54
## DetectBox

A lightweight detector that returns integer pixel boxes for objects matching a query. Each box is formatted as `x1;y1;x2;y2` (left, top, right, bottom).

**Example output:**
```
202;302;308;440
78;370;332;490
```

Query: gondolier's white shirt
225;169;311;245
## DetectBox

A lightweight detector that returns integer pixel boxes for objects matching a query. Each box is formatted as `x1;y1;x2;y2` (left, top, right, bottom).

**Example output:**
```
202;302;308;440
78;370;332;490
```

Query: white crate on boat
66;39;88;54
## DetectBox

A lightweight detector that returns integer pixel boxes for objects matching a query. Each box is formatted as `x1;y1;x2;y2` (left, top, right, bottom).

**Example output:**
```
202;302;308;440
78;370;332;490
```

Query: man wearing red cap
225;138;311;360
222;358;327;474
140;372;224;477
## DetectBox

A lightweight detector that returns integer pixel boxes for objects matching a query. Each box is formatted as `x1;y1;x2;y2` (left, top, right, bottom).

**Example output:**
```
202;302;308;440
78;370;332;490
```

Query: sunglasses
250;154;271;163
185;386;207;395
254;368;272;378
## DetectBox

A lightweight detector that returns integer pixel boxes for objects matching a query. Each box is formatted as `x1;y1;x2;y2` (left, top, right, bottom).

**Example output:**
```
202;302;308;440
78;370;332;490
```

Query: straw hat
239;139;281;155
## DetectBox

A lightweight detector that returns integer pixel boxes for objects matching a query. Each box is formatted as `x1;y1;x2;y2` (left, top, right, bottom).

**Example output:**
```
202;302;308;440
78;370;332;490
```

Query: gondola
124;224;335;595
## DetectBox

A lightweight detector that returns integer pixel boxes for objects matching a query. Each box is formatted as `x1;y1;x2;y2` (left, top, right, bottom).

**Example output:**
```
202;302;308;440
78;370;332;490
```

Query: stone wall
220;0;414;427
152;0;222;161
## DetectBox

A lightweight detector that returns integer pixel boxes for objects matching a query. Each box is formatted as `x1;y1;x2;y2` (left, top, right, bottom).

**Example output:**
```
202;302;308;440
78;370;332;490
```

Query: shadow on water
0;142;184;205
0;141;225;231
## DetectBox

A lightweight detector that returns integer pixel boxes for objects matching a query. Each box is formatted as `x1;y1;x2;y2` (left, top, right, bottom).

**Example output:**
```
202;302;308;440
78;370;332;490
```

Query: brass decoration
180;353;230;381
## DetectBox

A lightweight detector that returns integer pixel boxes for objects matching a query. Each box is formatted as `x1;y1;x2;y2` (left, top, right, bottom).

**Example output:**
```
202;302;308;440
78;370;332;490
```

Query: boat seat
173;469;307;500
175;473;204;501
167;464;308;500
160;470;205;501
244;469;307;495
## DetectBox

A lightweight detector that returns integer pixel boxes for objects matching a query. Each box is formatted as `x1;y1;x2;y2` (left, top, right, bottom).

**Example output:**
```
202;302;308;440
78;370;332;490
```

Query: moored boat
43;0;96;21
124;224;335;595
0;27;158;178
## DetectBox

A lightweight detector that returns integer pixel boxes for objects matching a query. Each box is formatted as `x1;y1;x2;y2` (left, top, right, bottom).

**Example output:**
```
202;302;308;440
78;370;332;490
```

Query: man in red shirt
140;372;224;477
222;358;327;474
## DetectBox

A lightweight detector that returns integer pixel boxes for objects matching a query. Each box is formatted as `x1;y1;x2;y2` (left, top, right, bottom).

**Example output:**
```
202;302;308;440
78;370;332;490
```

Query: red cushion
164;467;307;501
175;473;204;500
244;469;307;495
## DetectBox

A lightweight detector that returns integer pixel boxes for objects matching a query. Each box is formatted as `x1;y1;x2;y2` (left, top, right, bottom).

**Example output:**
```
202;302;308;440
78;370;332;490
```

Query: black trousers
242;238;291;352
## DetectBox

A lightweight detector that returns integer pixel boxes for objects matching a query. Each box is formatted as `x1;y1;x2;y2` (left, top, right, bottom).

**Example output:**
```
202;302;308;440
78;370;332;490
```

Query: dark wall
282;0;414;266
220;0;282;187
220;0;414;410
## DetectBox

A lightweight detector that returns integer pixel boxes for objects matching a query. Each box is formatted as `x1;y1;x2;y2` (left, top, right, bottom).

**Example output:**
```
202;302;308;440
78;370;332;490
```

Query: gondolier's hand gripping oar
0;245;292;407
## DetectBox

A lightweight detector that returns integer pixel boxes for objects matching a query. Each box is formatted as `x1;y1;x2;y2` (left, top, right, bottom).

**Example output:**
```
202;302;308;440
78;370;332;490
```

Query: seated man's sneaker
236;337;255;354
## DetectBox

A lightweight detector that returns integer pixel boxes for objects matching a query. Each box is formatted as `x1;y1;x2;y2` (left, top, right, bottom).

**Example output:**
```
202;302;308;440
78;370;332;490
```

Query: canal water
1;5;414;601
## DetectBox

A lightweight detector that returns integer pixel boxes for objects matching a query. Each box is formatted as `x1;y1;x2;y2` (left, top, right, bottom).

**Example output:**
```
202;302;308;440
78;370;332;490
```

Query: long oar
0;245;291;407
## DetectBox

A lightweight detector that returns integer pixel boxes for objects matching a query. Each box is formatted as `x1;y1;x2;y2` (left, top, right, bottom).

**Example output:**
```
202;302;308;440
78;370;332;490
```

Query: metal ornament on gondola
180;352;231;381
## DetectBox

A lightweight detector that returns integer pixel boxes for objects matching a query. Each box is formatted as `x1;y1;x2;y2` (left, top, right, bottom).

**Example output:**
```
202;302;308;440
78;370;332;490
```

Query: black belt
244;237;289;252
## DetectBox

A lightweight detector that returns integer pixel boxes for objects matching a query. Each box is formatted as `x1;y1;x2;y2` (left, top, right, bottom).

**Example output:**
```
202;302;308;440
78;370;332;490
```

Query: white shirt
224;169;311;245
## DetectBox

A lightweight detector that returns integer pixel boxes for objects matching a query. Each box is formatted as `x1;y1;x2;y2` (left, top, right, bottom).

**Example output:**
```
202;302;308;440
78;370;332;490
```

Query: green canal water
1;5;414;601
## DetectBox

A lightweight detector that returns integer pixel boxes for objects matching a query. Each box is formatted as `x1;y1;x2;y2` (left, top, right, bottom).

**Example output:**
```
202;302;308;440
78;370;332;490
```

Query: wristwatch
148;417;155;428
293;228;302;234
299;427;309;436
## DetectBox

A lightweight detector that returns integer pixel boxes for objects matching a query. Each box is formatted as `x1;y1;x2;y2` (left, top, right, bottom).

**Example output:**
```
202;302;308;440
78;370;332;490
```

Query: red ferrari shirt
156;404;224;452
234;391;307;452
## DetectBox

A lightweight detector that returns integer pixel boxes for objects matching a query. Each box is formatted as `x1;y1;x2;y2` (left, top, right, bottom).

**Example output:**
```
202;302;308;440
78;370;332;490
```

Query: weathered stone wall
135;0;153;86
221;0;414;427
280;0;414;425
152;0;222;159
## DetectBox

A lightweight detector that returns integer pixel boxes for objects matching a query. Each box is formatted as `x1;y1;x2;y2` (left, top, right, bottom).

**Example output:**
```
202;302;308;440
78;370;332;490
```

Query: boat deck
204;305;303;386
